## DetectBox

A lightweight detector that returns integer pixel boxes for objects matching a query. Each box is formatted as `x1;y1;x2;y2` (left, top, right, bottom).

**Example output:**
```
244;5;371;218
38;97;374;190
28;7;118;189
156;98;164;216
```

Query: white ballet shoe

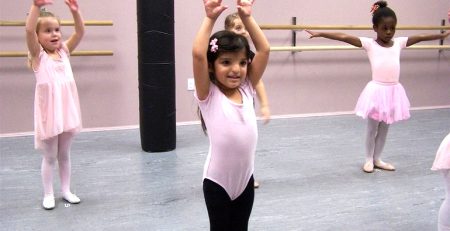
63;192;81;204
42;195;55;210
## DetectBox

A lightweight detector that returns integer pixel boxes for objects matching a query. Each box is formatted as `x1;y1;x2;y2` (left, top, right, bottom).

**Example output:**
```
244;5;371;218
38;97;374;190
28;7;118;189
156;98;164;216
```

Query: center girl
192;0;270;230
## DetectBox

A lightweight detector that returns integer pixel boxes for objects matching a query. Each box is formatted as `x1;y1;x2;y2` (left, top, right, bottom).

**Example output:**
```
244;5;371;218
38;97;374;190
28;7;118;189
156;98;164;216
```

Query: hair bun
374;1;387;8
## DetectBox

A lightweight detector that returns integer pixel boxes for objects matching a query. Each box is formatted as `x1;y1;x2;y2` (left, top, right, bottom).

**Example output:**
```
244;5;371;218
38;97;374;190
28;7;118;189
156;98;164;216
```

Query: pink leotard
195;80;257;200
360;37;408;83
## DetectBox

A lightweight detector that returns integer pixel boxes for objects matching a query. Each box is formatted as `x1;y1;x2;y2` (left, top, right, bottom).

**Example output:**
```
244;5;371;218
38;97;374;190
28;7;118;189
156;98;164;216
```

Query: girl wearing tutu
26;0;84;209
306;1;449;173
432;133;450;231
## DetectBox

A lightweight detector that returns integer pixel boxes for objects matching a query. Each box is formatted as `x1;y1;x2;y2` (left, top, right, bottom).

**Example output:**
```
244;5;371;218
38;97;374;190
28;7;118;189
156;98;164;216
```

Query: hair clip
370;4;379;15
210;38;218;53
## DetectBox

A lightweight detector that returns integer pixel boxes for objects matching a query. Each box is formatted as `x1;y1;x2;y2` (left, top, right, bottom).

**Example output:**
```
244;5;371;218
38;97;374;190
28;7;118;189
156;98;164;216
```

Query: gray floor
1;108;449;231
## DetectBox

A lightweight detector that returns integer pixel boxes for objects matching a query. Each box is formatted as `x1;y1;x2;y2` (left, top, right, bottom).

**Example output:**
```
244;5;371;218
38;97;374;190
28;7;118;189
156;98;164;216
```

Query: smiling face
37;17;62;53
212;49;249;90
373;16;396;46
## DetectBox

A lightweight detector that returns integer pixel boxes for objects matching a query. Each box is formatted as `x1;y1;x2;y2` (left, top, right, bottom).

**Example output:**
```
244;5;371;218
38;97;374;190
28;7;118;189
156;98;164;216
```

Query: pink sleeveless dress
432;133;450;171
33;46;82;149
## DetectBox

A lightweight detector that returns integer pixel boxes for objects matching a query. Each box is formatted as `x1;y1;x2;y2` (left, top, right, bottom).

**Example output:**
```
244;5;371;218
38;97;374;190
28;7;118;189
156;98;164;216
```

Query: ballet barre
270;45;450;52
0;50;114;57
0;20;113;26
259;25;450;30
261;17;448;52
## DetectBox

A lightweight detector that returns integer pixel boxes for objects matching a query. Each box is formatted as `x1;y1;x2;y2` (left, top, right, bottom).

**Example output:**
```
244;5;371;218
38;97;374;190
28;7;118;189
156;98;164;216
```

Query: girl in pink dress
432;133;450;231
193;0;270;229
26;0;84;210
306;1;450;173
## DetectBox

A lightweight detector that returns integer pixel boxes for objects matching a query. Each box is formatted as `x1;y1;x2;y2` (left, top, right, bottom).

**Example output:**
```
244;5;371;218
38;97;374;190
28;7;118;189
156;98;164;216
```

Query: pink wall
1;0;449;135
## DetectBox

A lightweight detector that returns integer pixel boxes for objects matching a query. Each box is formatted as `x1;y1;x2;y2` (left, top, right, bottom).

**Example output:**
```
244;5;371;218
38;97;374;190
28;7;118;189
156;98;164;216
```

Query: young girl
192;0;269;229
432;133;450;231
225;12;271;189
306;1;450;173
225;12;271;125
26;0;84;209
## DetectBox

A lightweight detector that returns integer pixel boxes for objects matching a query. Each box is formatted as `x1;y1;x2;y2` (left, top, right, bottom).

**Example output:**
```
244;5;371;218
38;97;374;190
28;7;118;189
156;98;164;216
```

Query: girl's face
212;49;249;90
373;16;396;45
37;17;62;53
230;18;249;39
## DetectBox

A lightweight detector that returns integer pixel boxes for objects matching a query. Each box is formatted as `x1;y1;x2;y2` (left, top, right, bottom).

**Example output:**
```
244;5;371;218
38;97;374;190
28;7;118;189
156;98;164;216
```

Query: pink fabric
359;37;408;83
33;46;82;149
432;133;450;171
355;81;410;124
195;80;257;200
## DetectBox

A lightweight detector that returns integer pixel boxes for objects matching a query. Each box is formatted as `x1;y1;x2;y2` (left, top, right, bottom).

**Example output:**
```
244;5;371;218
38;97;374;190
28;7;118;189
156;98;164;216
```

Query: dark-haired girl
192;0;269;230
306;1;449;173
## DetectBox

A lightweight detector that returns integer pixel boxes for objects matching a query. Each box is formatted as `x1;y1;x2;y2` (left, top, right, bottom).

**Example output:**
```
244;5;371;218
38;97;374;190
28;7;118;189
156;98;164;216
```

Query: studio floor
1;108;449;231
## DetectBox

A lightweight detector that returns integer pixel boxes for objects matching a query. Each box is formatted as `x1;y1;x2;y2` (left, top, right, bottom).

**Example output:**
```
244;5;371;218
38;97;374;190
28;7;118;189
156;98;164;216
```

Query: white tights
365;118;390;163
438;170;450;231
40;132;75;197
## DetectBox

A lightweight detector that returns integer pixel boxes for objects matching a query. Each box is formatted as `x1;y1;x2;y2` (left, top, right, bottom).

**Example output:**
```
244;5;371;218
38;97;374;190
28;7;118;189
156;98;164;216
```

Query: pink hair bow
210;38;218;53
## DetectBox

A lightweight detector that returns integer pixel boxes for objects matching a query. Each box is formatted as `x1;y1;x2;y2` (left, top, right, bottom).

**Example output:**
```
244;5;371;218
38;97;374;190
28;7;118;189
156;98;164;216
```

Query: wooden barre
260;24;450;30
0;50;114;57
270;45;450;52
0;20;113;26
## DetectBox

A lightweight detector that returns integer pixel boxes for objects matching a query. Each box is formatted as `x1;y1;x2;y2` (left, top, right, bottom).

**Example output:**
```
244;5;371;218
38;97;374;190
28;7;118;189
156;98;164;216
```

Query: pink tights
365;118;389;163
40;132;75;197
438;170;450;231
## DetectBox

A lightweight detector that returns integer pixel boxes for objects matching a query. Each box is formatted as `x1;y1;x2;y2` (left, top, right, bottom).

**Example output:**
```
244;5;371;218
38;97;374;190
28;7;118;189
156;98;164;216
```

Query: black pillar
137;0;176;152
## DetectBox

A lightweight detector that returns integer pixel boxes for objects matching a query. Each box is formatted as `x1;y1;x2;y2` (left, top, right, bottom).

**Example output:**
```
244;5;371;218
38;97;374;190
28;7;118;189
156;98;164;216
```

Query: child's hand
34;0;53;7
203;0;228;20
237;0;254;17
260;105;271;125
443;30;450;39
448;9;450;23
305;30;320;39
65;0;79;12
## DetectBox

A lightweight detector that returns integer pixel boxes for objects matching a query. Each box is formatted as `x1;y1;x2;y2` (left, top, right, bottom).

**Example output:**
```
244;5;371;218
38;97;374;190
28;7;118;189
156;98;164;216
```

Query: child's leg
41;136;59;197
363;119;379;172
57;132;75;194
373;122;395;170
56;131;80;203
230;176;254;231
438;170;450;231
203;179;232;231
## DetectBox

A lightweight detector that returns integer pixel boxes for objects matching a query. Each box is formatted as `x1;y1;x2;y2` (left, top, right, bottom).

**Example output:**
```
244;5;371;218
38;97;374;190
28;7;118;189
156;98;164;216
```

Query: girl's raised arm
237;0;270;88
406;31;450;47
192;0;227;100
26;0;53;59
306;30;362;47
64;0;85;53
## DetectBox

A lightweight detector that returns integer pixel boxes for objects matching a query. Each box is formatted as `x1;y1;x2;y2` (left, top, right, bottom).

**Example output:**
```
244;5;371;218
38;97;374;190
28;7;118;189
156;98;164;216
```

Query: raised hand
237;0;254;17
65;0;79;12
34;0;53;7
203;0;228;20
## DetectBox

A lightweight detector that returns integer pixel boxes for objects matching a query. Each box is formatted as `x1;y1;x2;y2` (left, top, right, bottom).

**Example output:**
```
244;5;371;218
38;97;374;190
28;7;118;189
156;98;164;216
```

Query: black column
137;0;176;152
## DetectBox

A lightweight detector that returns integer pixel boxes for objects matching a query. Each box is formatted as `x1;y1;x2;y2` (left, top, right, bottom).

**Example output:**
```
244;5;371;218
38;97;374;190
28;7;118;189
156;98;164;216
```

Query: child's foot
254;180;260;188
42;195;55;210
374;160;395;171
63;192;81;204
363;161;374;173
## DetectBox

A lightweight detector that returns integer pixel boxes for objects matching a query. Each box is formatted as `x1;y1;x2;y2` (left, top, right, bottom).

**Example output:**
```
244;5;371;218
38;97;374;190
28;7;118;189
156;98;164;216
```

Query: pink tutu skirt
355;81;410;124
431;133;450;171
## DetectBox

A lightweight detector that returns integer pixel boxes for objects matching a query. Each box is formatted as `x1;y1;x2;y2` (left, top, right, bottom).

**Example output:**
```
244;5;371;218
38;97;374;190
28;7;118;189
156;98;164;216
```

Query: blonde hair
27;9;60;68
224;12;240;30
